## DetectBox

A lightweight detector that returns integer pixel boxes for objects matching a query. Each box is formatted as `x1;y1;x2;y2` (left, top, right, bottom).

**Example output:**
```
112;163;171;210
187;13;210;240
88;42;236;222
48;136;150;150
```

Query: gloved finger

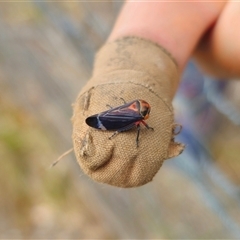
72;37;184;188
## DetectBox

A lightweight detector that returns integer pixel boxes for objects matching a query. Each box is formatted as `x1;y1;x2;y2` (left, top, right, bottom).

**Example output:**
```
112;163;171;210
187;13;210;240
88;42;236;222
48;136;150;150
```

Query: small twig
50;148;74;168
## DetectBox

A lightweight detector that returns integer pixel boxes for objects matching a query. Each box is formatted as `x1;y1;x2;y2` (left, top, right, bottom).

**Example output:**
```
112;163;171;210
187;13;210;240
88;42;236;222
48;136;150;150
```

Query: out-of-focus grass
0;2;118;238
0;89;111;238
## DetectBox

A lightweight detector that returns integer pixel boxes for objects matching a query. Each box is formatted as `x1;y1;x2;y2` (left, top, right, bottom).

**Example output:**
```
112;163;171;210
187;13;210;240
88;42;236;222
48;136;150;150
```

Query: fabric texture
72;37;184;188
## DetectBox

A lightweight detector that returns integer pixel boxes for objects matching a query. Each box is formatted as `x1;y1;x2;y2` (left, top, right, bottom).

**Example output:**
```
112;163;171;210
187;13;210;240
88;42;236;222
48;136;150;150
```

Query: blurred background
1;2;240;238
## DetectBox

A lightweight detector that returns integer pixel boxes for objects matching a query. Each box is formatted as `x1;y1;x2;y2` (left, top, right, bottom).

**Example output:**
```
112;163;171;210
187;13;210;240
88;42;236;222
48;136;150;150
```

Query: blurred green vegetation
0;90;111;238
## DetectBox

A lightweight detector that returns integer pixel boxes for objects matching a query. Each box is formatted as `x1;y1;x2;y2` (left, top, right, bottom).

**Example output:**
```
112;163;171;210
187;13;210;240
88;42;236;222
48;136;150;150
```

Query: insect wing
86;100;143;130
85;114;100;129
99;108;142;130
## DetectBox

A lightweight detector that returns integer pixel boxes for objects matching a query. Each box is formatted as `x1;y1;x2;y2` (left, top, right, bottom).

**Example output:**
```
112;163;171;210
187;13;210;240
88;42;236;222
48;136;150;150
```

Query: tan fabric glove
72;37;185;188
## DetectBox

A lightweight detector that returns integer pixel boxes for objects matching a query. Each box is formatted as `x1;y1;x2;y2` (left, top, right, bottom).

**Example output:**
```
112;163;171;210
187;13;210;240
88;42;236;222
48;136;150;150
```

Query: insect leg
106;104;113;109
106;97;126;109
109;123;135;140
109;131;119;139
120;97;126;104
141;120;154;130
136;124;141;147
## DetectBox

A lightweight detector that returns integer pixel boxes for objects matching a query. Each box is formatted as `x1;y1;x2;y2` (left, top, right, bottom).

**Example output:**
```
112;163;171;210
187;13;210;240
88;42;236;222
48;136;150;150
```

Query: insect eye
142;108;150;117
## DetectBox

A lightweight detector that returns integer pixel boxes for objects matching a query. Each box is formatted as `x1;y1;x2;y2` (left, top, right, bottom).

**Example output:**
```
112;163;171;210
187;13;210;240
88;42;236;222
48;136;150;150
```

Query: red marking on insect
85;99;154;147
